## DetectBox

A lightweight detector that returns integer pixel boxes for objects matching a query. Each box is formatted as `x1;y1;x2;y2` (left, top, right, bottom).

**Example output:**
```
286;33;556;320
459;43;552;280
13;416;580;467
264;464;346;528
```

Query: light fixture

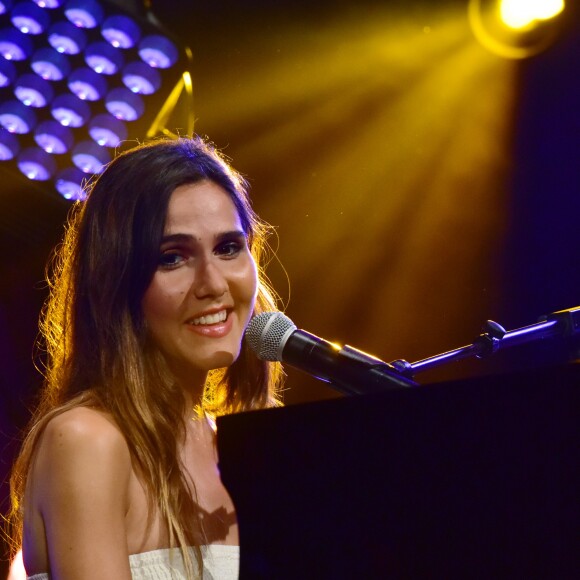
67;67;108;100
0;100;36;133
10;1;50;34
138;34;178;69
31;46;71;80
17;146;56;179
101;14;140;48
50;93;91;127
0;128;20;159
0;55;16;85
88;113;127;147
64;0;104;29
84;40;123;74
34;119;74;153
14;73;54;107
122;61;160;95
47;20;87;54
55;166;86;199
468;0;568;58
0;0;193;199
71;139;110;173
0;27;33;60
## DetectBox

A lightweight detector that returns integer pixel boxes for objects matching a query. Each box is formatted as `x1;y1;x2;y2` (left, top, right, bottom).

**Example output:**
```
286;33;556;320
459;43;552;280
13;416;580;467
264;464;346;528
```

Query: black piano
217;364;579;579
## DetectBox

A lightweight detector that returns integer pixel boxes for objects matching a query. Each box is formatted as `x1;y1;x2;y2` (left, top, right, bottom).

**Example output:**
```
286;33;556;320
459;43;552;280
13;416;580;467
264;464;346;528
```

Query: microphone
245;312;417;395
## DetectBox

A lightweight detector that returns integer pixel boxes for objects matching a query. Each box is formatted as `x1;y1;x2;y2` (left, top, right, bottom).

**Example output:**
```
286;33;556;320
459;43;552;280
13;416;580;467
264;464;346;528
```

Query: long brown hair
8;137;283;575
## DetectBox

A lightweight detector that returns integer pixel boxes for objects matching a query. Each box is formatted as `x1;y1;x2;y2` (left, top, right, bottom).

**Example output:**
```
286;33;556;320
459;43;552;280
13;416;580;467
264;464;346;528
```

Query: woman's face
142;180;258;380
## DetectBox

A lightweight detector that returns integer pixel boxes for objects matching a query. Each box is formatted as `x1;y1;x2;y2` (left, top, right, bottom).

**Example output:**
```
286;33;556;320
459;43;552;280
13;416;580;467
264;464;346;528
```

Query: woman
8;137;283;579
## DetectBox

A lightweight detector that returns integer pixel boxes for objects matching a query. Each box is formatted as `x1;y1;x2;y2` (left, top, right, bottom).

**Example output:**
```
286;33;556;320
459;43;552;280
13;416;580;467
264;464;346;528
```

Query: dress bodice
26;545;239;579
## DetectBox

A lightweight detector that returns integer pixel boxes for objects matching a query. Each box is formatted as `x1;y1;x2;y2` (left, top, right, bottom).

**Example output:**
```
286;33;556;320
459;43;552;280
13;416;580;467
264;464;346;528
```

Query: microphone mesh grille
245;312;296;361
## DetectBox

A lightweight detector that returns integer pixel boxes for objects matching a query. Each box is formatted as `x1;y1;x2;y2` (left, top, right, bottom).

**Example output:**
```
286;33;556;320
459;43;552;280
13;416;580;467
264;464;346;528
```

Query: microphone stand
389;307;580;380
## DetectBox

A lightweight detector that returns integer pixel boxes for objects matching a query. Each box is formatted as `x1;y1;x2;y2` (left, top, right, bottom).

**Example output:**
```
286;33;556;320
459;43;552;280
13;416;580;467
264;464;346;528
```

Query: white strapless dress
27;545;239;579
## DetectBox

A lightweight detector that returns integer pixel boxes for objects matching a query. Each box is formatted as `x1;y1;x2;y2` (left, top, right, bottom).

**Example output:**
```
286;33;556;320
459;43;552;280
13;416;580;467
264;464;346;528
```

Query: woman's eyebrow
160;230;247;245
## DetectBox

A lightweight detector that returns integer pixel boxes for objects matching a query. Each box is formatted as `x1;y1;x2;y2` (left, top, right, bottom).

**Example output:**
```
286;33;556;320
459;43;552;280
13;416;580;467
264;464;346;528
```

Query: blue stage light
68;66;107;100
0;0;192;198
50;93;91;127
0;27;34;60
105;86;143;120
34;119;74;153
71;139;109;173
17;145;56;179
14;73;54;107
138;34;178;69
101;14;140;49
55;166;86;199
0;100;36;133
88;112;126;146
0;56;16;86
31;47;71;80
32;0;63;7
10;1;50;34
0;128;20;159
122;60;160;95
47;20;87;54
0;0;14;15
64;0;103;29
85;40;123;74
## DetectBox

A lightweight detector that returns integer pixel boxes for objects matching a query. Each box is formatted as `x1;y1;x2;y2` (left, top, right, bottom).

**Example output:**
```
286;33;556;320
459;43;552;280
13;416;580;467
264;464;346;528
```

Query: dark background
1;0;579;575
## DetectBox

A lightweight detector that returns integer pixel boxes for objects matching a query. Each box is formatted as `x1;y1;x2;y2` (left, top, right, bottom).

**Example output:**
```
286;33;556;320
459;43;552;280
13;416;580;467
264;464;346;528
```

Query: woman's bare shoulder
39;406;129;458
31;406;133;498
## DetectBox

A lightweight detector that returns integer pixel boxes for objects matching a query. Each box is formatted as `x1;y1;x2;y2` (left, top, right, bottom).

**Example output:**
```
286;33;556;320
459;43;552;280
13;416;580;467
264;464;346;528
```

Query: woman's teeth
190;310;227;326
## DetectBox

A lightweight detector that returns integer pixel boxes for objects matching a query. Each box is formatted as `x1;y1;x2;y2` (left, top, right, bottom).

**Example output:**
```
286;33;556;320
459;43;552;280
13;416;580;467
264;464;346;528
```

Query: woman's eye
158;252;185;269
216;241;243;257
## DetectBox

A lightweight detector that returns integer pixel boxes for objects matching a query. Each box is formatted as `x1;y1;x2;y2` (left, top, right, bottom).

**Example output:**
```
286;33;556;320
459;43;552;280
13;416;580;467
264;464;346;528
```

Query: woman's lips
185;310;233;338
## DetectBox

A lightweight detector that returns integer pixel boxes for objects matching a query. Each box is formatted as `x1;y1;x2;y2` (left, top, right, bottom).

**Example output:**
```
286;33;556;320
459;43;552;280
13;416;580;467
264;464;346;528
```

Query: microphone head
245;311;297;361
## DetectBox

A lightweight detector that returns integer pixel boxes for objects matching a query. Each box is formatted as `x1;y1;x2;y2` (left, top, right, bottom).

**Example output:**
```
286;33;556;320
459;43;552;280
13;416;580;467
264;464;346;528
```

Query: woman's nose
193;259;228;299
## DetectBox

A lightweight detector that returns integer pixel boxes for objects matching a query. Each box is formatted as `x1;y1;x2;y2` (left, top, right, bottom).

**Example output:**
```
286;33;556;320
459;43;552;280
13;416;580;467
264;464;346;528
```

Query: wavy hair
8;137;283;576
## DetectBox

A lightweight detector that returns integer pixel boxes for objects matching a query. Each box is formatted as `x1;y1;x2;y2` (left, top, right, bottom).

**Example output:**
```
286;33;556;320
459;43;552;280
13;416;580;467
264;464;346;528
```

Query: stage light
31;47;71;80
0;56;16;86
122;60;160;94
67;67;107;100
0;0;14;15
17;145;56;179
47;20;87;54
71;139;109;173
33;0;63;7
10;1;50;34
0;27;33;60
50;93;91;127
14;73;54;107
84;40;123;74
0;128;20;159
88;112;126;146
32;0;63;8
0;100;36;133
0;0;193;199
101;14;140;48
138;34;178;69
500;0;565;29
469;0;567;58
64;0;103;29
55;166;85;199
34;119;73;153
105;86;143;120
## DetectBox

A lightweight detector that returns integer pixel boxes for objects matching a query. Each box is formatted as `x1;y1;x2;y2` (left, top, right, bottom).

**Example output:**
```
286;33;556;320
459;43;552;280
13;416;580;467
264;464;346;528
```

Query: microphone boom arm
389;307;580;379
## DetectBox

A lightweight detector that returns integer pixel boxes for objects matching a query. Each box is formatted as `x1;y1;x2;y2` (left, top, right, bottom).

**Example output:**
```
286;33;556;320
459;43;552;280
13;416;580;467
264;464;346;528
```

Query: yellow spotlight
500;0;565;30
469;0;567;58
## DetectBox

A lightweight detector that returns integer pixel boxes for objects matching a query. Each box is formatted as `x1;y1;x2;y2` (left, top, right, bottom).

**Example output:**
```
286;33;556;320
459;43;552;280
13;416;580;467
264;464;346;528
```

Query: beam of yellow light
500;0;565;30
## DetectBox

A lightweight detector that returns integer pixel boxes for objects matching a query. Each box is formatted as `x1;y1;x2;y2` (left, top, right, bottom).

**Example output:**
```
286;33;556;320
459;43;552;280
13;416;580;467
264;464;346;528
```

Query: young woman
8;137;283;579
